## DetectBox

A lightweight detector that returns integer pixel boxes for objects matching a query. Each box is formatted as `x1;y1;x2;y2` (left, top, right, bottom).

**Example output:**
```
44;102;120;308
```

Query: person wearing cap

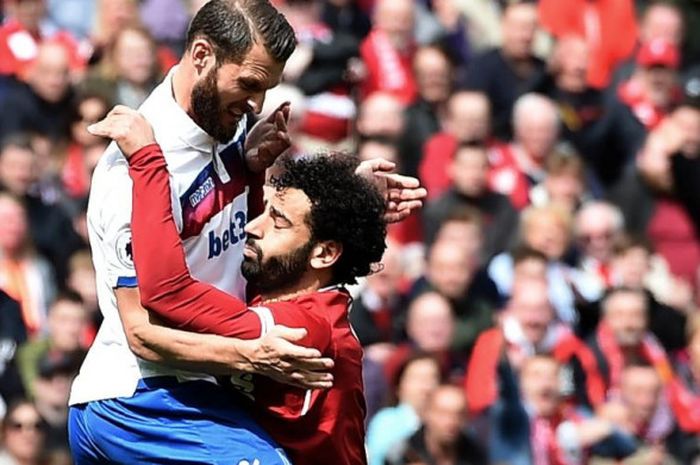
595;38;683;188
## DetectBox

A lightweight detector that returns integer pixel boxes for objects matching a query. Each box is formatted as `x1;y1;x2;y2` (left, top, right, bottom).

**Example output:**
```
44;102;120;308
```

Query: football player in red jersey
89;106;408;465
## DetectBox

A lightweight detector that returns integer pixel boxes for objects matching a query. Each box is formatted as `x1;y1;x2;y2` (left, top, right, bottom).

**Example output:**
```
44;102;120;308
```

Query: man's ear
190;38;216;75
309;241;343;271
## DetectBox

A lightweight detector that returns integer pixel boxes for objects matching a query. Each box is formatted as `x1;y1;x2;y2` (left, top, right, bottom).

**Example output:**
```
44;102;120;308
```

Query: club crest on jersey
115;229;134;269
188;176;215;208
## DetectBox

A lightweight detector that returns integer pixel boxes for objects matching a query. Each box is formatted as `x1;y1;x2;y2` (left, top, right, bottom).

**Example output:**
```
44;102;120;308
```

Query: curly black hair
271;153;387;285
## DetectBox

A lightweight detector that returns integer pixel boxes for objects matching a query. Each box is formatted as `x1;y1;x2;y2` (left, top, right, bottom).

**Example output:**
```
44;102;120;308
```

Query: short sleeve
252;302;332;354
93;157;138;289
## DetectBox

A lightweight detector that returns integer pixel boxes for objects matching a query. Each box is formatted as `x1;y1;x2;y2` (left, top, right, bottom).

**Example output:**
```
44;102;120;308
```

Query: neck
172;61;195;115
424;430;456;465
259;272;332;303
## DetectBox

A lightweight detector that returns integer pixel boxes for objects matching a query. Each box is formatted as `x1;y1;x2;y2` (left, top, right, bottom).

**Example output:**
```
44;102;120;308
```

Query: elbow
124;324;160;363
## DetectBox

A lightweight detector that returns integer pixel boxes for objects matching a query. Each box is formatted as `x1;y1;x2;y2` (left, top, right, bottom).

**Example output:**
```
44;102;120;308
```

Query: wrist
228;339;256;373
129;143;162;165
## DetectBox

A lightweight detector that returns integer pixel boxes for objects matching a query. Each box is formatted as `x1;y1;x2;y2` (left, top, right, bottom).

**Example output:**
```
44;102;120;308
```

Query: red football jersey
128;144;368;465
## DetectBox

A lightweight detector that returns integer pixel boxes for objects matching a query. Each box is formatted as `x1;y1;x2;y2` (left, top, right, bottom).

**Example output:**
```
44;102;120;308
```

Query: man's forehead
271;187;311;219
233;44;283;84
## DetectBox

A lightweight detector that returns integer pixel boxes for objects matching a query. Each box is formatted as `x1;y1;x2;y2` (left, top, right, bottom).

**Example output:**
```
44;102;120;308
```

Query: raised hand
87;105;156;158
355;158;428;223
245;102;292;173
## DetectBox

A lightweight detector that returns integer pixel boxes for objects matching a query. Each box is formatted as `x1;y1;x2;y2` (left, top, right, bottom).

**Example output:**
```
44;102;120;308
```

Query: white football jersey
70;67;251;405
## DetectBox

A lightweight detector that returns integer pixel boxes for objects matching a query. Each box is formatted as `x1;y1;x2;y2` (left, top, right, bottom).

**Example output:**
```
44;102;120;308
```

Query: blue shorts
69;377;290;465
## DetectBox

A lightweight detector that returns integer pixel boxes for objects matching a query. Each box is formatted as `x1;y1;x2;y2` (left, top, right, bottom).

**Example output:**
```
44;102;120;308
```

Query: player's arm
90;106;269;337
116;287;332;387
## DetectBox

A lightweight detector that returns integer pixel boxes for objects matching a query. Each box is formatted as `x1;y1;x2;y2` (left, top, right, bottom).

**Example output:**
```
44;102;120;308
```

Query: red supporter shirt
359;30;416;104
0;19;85;77
538;0;637;89
127;144;368;465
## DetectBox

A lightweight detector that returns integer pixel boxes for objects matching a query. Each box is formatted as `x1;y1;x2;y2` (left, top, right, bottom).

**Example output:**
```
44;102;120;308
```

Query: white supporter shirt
70;67;250;405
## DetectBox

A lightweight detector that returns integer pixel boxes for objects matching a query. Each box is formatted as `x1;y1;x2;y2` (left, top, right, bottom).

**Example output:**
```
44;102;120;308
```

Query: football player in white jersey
68;1;425;464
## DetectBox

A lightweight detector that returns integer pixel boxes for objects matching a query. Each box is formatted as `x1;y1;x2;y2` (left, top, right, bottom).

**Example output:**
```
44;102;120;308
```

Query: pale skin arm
116;287;334;388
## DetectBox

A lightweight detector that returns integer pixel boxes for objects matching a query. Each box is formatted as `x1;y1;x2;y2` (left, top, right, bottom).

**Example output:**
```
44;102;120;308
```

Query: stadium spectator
65;250;98;346
0;193;55;337
574;201;626;289
413;237;502;352
90;0;139;53
0;291;26;419
529;150;589;213
385;384;486;465
61;92;109;201
398;45;453;178
349;240;406;350
0;0;84;79
465;278;605;416
139;0;189;55
355;91;404;141
0;136;82;286
31;352;79;454
428;206;483;254
358;136;398;166
610;2;685;89
384;292;459;382
600;39;683;186
488;205;603;324
538;0;638;89
359;0;416;103
586;288;676;399
490;355;636;465
15;292;85;398
366;353;442;465
0;400;48;465
419;90;492;199
612;103;700;292
667;314;700;437
45;0;96;41
280;0;360;149
535;36;605;171
465;1;545;138
320;0;371;42
422;141;518;261
577;235;689;352
488;93;561;209
83;26;161;109
594;364;679;465
0;41;74;142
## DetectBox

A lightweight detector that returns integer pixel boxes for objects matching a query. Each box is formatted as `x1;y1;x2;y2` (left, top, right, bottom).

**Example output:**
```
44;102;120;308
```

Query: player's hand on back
87;105;156;159
244;101;292;173
355;158;428;223
240;325;335;390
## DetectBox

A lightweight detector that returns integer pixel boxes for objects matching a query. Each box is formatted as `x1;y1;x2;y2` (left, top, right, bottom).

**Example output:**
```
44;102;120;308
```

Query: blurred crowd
0;0;699;464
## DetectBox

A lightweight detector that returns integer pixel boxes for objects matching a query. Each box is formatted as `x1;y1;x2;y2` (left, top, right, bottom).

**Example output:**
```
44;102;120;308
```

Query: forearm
129;319;257;374
116;287;258;374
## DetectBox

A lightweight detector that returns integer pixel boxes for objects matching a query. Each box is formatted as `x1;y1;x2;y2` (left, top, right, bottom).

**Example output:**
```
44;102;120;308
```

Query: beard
241;238;315;294
190;66;240;143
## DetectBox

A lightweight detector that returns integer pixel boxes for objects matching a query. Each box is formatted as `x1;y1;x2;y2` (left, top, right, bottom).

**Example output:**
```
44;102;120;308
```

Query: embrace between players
67;1;426;464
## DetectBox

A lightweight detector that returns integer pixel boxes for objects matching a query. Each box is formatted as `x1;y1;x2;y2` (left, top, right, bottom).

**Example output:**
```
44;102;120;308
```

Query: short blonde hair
520;204;573;236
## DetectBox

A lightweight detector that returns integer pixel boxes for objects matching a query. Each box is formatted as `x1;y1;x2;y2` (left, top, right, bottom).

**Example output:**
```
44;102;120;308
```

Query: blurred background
0;0;699;464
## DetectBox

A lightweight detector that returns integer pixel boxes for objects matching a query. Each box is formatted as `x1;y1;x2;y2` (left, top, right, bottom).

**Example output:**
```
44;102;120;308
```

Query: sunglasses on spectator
578;231;614;243
6;420;44;432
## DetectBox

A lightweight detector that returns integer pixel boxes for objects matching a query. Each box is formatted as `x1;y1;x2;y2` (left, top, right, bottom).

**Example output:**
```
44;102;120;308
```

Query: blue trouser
69;377;290;465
